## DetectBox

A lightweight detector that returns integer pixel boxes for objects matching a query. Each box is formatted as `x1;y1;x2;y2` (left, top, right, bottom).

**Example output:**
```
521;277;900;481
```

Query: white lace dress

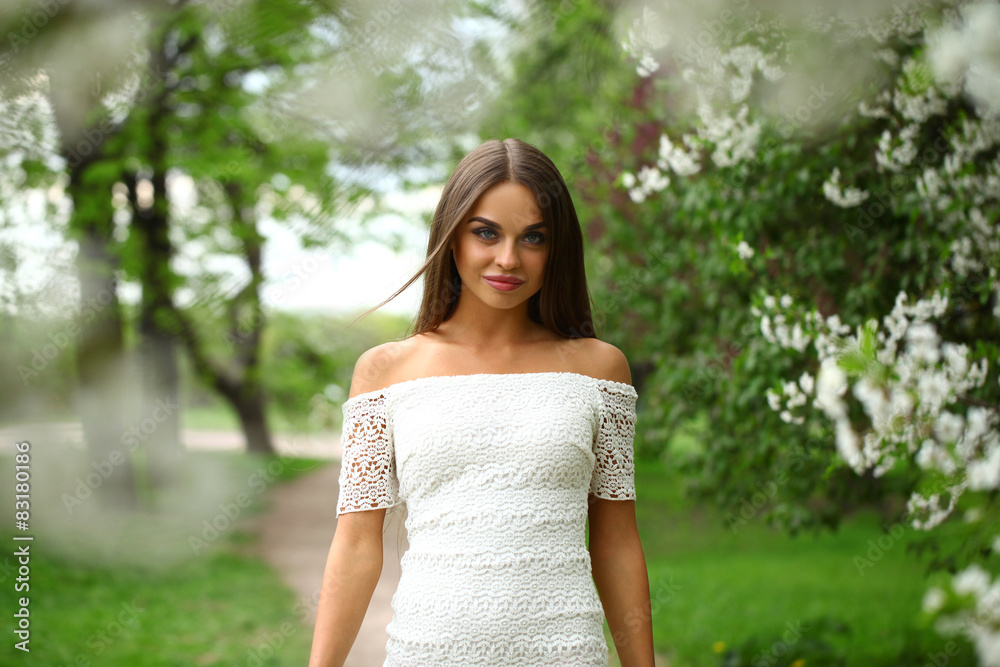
335;371;638;666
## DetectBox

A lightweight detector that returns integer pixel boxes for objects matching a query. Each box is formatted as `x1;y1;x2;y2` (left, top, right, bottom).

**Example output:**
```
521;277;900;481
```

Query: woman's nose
496;241;520;268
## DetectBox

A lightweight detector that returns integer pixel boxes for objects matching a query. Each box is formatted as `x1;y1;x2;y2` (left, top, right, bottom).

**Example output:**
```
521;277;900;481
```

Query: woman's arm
308;509;386;667
310;342;402;665
589;497;655;667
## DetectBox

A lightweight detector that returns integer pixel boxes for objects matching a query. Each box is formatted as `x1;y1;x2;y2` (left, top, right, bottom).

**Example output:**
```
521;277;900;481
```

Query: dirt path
254;459;408;667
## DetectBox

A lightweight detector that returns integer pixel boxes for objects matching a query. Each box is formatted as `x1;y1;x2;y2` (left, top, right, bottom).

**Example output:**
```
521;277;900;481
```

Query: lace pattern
590;382;638;500
336;392;402;517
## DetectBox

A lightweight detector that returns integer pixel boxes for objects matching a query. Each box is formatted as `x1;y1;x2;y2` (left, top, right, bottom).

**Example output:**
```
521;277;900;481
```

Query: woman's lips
483;275;524;291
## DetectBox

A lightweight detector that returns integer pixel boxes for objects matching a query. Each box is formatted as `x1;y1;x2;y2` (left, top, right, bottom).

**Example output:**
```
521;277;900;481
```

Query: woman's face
450;180;548;310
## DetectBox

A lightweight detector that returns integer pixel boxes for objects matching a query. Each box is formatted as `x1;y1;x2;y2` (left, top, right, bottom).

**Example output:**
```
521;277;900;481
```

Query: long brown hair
351;138;597;340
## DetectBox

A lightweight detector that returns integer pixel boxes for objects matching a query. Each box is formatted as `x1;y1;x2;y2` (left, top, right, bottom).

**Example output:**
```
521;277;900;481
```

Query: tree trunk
222;181;276;456
126;165;183;489
66;163;138;512
119;20;195;488
231;385;274;455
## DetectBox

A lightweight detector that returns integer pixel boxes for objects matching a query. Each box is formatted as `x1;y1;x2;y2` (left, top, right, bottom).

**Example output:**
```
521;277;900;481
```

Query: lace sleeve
589;382;638;501
336;392;403;517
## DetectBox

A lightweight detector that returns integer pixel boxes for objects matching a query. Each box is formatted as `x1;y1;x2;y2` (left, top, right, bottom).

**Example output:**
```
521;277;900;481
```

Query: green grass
0;451;330;666
181;402;336;435
181;403;244;431
631;457;976;667
0;543;316;666
0;438;978;666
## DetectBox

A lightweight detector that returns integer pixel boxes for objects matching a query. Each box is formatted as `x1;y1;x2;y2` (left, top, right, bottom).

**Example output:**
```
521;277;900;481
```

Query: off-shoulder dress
335;371;638;666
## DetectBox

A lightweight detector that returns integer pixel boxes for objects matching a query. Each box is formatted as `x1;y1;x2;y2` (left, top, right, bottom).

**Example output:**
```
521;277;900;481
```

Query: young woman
308;138;654;667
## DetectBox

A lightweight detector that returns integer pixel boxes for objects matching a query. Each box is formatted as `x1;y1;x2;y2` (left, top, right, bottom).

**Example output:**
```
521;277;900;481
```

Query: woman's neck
433;309;554;351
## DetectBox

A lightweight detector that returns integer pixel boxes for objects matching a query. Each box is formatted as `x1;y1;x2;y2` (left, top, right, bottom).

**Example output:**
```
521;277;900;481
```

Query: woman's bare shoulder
572;338;632;386
349;335;430;398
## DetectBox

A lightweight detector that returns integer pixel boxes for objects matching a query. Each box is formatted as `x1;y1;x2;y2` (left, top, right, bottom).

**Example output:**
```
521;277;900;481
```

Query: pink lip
483;275;524;291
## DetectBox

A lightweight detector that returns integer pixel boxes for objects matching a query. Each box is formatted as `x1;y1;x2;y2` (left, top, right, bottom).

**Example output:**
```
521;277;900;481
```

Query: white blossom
876;124;921;172
623;164;671;202
766;388;782;412
814;358;848;420
927;1;1000;117
968;443;1000;491
761;314;774;342
834;417;862;470
696;103;762;168
955;564;992;597
917;438;957;475
798;371;814;395
924;587;946;613
822;167;870;207
621;6;669;78
934;411;966;444
618;8;1000;666
657;134;701;176
906;321;941;365
638;164;669;192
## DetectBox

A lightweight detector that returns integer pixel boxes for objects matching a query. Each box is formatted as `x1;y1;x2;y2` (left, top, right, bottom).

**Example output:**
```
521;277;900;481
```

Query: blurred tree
0;0;509;471
1;0;169;509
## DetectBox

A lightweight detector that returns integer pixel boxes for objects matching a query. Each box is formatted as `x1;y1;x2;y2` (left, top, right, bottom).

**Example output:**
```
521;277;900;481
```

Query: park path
254;458;408;667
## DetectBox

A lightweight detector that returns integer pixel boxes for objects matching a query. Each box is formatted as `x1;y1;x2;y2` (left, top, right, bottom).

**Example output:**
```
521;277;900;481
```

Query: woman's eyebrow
467;216;547;230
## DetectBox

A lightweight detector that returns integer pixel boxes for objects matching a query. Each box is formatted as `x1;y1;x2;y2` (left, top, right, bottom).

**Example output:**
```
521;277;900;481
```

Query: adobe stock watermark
244;620;299;667
6;0;71;55
752;620;805;667
725;445;807;532
669;0;753;70
61;396;180;513
854;521;907;575
355;0;403;49
188;453;308;555
682;319;761;401
923;640;963;667
86;599;146;658
590;238;672;329
842;126;953;245
224;253;330;350
37;598;146;663
950;253;999;312
18;275;119;385
926;580;1000;667
243;585;325;666
612;575;682;646
62;60;170;169
724;84;849;191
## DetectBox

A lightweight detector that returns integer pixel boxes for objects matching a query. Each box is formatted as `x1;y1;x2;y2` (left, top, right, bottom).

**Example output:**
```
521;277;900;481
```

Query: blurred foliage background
1;0;999;665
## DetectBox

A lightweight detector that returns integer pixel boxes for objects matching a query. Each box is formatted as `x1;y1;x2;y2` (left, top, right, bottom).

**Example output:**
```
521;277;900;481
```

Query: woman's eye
472;228;545;245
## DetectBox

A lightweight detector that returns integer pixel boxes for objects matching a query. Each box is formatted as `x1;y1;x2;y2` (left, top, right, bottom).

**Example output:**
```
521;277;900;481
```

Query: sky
256;184;439;317
0;171;438;319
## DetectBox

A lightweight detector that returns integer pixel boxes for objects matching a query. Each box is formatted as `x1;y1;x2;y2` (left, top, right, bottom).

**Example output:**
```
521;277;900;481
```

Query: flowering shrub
612;0;999;662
